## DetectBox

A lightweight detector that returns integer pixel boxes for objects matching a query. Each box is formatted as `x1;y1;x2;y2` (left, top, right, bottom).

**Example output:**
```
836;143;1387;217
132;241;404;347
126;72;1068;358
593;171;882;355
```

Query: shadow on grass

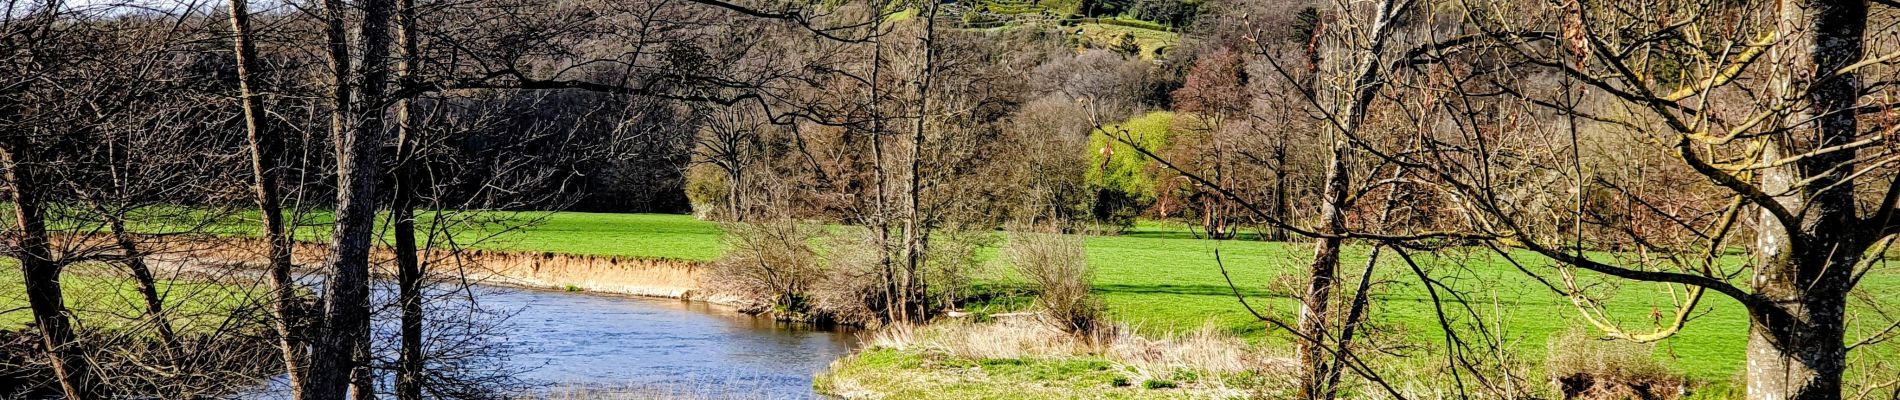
1091;283;1285;299
1114;230;1272;241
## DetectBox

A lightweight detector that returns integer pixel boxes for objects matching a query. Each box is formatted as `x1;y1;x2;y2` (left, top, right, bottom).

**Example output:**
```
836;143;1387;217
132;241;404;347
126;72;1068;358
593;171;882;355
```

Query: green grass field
10;211;1899;383
135;208;731;261
459;213;1896;381
0;262;266;331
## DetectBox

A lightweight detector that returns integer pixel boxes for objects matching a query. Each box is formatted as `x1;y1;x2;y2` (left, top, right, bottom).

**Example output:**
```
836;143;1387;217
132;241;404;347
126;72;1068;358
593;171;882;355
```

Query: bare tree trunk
868;29;899;324
105;216;179;350
899;0;939;323
1297;143;1345;400
393;0;426;397
1268;143;1288;242
1747;2;1864;399
1298;1;1407;398
1;144;94;400
229;0;308;395
727;170;744;222
306;0;395;396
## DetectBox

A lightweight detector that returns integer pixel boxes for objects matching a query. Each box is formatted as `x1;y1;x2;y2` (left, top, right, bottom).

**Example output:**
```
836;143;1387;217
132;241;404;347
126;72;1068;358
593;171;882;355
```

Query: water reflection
244;285;859;399
485;288;860;398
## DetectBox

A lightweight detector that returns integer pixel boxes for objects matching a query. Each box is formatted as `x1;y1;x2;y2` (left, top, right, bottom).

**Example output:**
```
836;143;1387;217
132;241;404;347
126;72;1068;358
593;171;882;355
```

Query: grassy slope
1076;22;1177;60
816;348;1264;399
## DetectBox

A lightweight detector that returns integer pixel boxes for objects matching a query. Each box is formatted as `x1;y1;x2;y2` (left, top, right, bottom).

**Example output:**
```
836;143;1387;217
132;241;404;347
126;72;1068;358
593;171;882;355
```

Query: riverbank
23;212;1900;390
148;237;744;306
815;318;1293;399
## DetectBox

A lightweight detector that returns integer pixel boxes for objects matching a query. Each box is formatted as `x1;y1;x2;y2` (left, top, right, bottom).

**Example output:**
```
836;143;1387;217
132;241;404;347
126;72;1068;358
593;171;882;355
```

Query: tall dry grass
866;317;1285;376
531;384;784;400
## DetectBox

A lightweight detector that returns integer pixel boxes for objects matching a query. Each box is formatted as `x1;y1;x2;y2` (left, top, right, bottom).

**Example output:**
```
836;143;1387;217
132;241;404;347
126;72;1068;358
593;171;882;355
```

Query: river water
484;287;860;398
244;285;860;399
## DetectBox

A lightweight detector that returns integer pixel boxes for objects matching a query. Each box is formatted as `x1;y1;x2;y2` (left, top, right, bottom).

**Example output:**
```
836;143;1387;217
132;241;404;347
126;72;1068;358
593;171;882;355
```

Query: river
245;284;861;399
485;287;860;398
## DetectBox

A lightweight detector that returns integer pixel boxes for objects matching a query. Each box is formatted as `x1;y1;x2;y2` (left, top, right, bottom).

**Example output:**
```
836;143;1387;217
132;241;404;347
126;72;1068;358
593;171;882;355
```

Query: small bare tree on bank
1003;229;1103;337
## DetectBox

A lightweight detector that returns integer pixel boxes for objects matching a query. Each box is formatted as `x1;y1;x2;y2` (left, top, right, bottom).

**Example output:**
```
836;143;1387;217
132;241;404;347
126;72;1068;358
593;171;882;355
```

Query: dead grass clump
866;317;1094;360
1546;330;1686;400
1106;323;1261;374
864;317;1286;382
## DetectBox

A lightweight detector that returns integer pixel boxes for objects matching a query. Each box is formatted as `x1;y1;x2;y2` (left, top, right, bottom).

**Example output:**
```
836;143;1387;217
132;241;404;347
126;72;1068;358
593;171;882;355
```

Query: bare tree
305;0;397;397
692;103;769;222
226;0;310;395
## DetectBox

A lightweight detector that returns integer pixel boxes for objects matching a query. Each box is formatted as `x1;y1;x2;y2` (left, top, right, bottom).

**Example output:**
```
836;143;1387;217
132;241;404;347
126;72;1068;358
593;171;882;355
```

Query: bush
682;164;731;220
807;228;890;325
1545;330;1686;400
1003;230;1102;336
709;223;991;326
703;221;825;317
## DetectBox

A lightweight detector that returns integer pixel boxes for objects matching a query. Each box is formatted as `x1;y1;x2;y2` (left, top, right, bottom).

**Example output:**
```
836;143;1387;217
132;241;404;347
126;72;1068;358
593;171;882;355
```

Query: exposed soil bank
149;237;742;305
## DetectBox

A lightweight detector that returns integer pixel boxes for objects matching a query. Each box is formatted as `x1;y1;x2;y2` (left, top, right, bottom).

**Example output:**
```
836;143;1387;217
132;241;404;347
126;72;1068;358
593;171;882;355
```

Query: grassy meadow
465;213;1895;381
11;210;1900;384
0;261;267;332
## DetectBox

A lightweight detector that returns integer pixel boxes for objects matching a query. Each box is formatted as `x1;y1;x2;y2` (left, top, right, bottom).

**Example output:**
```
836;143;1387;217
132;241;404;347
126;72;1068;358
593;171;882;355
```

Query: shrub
1003;230;1102;336
1545;330;1686;400
682;164;730;220
1141;379;1176;389
703;221;825;317
710;223;990;326
807;228;889;325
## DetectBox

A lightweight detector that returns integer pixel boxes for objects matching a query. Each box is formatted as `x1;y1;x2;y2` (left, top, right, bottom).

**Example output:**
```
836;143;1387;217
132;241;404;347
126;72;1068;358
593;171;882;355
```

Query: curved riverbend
485;286;860;398
238;284;859;399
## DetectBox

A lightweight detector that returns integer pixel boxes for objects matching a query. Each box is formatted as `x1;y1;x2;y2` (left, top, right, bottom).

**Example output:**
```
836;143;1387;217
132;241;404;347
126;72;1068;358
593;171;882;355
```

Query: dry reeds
866;317;1283;377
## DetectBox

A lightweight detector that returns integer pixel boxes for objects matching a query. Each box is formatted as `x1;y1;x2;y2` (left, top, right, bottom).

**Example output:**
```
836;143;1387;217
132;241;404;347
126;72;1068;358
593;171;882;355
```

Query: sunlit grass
0;260;269;332
9;209;1898;382
1075;22;1177;60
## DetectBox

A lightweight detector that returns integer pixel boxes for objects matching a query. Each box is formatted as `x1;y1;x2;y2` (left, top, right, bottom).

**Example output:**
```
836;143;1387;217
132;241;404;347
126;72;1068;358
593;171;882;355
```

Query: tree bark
105;215;179;351
1298;1;1406;398
1297;143;1345;400
1;143;94;400
898;0;939;324
1747;1;1865;399
228;0;309;395
867;24;899;324
393;0;426;396
306;0;396;396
